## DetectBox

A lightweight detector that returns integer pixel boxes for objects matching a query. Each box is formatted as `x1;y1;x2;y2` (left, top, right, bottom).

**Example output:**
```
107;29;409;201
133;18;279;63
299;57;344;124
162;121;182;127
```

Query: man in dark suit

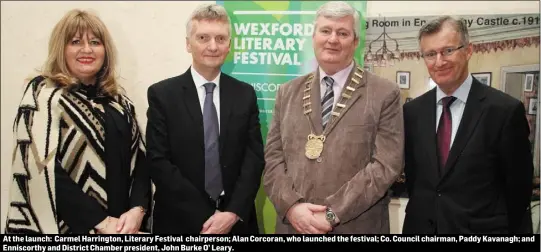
146;3;264;234
403;16;534;234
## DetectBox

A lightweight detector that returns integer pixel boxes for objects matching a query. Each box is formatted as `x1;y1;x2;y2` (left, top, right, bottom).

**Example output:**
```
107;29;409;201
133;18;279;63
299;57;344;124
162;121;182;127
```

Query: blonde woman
4;9;152;234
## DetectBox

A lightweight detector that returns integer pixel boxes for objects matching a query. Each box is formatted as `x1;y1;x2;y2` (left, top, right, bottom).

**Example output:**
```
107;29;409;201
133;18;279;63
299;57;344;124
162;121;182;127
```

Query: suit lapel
180;68;204;130
440;80;486;180
309;71;324;134
219;73;233;154
420;89;441;181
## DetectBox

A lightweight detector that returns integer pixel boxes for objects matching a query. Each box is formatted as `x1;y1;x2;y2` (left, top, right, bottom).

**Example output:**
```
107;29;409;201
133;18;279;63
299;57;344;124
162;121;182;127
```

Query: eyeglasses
421;45;464;61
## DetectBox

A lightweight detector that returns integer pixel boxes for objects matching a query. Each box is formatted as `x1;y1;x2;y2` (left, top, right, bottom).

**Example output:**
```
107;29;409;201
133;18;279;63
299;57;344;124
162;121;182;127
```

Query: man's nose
434;53;447;67
208;39;218;51
328;33;338;43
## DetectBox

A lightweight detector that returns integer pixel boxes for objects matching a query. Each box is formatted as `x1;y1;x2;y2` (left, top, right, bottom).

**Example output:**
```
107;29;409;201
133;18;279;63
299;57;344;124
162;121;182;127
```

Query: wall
372;46;540;103
1;1;539;233
367;1;538;17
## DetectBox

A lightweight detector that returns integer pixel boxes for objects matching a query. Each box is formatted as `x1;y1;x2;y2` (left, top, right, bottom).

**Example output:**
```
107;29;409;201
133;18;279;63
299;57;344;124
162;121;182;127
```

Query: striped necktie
321;76;334;129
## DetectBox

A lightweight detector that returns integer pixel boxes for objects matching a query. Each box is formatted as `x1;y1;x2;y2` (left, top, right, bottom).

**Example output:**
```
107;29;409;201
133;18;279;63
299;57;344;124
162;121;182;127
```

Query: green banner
217;1;367;234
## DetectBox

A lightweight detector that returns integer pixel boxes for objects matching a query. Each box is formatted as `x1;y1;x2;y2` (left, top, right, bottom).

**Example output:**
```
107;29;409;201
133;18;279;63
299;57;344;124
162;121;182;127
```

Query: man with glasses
402;16;534;234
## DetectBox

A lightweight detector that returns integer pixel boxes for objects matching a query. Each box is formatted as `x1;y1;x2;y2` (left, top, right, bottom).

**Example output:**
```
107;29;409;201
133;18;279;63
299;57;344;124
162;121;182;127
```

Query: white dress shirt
435;74;473;147
191;66;221;131
318;61;355;109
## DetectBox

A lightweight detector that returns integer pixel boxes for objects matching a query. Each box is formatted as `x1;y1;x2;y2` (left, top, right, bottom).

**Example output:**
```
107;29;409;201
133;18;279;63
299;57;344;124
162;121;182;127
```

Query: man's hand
116;207;145;234
201;211;239;234
95;217;120;234
286;203;332;234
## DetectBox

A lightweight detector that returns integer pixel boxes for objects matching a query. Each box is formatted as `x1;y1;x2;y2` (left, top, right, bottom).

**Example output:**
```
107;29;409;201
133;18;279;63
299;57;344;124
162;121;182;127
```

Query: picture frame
524;73;534;92
472;72;491;86
396;71;410;89
529;98;538;115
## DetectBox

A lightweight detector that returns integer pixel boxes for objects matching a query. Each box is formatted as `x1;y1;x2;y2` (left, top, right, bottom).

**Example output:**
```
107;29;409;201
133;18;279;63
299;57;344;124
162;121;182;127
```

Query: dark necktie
437;96;457;173
321;76;335;129
203;83;222;200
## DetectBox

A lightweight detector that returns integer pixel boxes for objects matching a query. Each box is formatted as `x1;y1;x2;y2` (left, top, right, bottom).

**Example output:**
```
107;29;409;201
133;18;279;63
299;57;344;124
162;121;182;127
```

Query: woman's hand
116;207;145;234
95;216;120;234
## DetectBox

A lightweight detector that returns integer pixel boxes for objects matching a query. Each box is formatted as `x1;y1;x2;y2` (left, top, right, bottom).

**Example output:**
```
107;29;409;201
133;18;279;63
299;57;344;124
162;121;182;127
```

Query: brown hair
418;15;470;45
42;9;120;97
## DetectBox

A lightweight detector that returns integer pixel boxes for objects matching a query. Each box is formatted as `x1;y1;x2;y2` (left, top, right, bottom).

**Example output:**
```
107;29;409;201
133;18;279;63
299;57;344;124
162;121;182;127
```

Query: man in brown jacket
263;1;404;234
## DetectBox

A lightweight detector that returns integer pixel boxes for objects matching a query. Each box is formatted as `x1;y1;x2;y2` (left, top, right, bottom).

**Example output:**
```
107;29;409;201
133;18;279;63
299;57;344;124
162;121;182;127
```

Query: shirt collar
436;73;472;104
318;61;354;88
191;66;220;89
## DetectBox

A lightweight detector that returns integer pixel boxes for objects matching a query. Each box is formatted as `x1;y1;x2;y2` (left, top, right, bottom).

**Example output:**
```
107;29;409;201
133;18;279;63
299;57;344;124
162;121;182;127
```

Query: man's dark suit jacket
146;68;264;234
402;78;534;234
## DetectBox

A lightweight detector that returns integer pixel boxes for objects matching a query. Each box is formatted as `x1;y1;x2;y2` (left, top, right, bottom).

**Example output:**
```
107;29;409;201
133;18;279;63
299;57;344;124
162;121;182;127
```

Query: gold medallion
305;134;325;159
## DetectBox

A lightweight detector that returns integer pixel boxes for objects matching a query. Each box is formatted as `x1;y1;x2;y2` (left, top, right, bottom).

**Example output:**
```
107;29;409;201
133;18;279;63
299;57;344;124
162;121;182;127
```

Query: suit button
437;193;442;197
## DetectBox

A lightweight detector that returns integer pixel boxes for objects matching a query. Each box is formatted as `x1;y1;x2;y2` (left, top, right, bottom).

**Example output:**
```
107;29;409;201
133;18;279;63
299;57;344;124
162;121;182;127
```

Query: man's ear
465;42;473;60
186;37;192;53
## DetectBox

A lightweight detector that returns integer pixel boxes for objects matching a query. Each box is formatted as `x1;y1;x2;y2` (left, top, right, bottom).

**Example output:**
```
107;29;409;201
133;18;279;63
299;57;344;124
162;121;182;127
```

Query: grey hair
186;3;231;37
418;16;470;45
314;1;361;40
